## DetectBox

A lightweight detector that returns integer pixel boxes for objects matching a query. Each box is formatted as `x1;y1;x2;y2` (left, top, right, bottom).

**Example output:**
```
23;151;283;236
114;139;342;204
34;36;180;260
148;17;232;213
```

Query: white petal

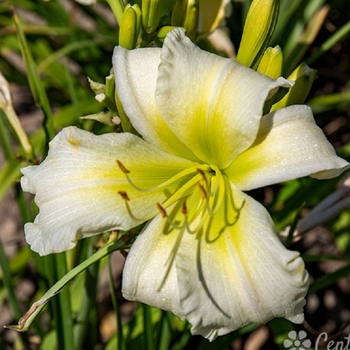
112;46;198;161
156;28;292;168
122;184;308;340
176;186;308;340
122;214;183;317
21;127;197;255
227;105;349;190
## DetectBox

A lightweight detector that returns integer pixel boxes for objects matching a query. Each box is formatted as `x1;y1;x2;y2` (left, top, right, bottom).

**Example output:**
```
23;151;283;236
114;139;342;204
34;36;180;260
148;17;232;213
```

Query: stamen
118;190;130;201
116;160;230;237
156;203;167;218
225;179;246;226
162;173;203;208
197;168;211;194
184;206;208;234
197;183;207;199
118;190;155;222
116;161;211;194
116;160;130;173
181;199;188;215
205;166;225;216
196;167;206;178
163;206;186;231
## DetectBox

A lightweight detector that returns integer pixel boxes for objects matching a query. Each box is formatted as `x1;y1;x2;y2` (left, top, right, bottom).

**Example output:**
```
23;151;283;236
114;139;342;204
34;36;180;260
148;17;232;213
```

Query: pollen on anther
197;168;209;188
118;191;130;201
116;160;130;174
181;199;188;215
156;203;167;218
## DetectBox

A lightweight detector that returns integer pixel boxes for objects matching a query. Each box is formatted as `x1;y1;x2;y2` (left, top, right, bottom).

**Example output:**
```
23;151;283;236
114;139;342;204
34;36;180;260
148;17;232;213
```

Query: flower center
116;160;226;231
117;160;244;291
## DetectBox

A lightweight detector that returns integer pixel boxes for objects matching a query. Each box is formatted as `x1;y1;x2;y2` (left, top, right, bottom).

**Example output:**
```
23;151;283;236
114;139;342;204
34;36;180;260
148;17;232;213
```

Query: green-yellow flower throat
116;160;238;237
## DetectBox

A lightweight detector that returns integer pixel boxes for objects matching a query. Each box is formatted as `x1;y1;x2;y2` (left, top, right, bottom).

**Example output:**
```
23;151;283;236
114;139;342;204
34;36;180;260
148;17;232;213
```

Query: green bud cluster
103;0;319;129
236;0;317;108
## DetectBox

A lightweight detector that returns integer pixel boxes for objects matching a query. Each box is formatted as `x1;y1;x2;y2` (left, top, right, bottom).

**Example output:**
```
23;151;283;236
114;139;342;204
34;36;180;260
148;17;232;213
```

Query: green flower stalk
105;0;125;27
236;0;280;69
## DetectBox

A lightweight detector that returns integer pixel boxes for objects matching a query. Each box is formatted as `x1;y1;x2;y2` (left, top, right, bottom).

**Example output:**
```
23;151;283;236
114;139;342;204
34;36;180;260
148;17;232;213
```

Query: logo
283;330;311;350
283;330;350;350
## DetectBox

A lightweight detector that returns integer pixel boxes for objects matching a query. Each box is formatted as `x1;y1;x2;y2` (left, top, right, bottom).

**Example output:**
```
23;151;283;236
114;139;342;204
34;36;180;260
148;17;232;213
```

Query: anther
118;190;130;201
197;167;210;189
116;160;130;174
181;199;188;215
156;203;167;218
197;183;207;199
196;168;205;178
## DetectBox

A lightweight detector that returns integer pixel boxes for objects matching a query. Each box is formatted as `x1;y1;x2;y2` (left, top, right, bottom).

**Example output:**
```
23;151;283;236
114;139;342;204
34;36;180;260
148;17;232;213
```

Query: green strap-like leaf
4;235;131;332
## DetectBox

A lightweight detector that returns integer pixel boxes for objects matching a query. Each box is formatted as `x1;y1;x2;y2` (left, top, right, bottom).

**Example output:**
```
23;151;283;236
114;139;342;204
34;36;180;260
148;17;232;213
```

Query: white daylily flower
21;29;348;340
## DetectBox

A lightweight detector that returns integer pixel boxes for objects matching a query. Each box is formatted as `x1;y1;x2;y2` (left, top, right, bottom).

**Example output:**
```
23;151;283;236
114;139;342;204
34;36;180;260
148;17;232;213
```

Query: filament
117;160;231;236
116;160;211;193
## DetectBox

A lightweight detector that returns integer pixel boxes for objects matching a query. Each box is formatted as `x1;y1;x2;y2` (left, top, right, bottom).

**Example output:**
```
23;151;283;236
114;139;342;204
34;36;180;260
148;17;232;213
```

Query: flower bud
142;0;163;34
236;0;280;69
81;111;115;126
272;62;317;110
119;4;141;49
182;0;199;40
257;46;283;79
171;0;199;40
157;26;179;42
171;0;188;27
87;77;105;95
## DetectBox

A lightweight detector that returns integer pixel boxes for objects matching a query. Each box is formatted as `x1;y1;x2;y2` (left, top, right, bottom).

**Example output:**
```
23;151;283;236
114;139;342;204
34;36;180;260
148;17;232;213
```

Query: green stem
74;243;99;349
108;254;126;350
42;254;65;349
0;240;29;349
143;304;155;350
55;252;75;350
0;240;22;320
105;0;125;26
5;236;131;332
156;311;171;350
